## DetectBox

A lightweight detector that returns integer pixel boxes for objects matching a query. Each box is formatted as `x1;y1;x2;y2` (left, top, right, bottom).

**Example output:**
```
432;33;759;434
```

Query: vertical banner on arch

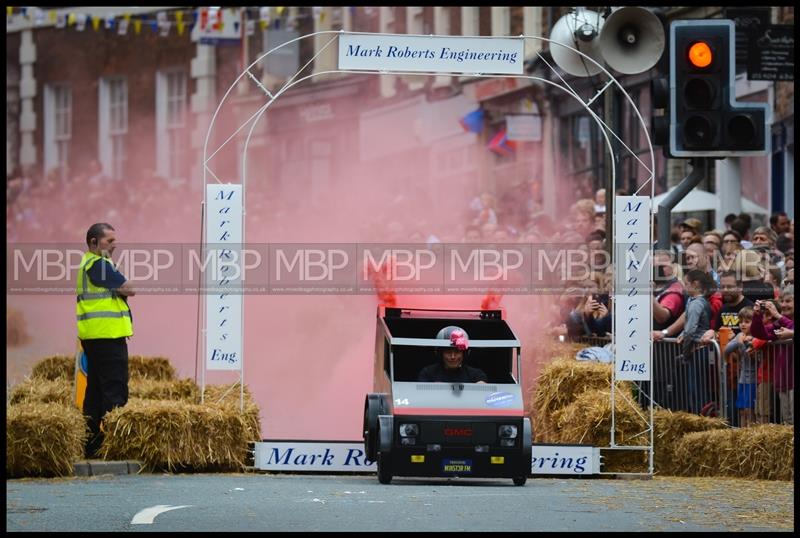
613;196;651;381
206;184;243;371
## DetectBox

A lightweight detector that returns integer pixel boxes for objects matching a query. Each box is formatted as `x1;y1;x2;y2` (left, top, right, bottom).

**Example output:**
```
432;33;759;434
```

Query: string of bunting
6;6;349;35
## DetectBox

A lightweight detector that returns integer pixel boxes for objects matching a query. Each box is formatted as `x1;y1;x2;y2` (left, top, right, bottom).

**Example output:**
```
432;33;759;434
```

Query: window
109;78;128;181
157;70;188;181
558;112;602;200
44;84;71;180
309;139;333;201
99;77;128;180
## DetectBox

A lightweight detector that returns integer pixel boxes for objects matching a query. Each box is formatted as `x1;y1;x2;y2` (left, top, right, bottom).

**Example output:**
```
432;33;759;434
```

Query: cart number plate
442;459;473;474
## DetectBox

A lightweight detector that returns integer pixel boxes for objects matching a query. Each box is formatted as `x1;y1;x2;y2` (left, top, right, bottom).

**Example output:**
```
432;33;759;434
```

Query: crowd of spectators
460;181;795;427
7;162;199;244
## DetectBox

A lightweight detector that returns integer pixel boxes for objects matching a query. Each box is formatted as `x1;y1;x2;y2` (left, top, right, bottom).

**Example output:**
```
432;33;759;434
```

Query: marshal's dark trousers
81;337;129;457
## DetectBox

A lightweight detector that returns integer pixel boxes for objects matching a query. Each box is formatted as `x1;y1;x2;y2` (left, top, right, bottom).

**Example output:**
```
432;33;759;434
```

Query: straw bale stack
30;355;75;381
674;424;794;481
9;378;73;407
652;409;728;476
100;390;261;472
129;378;199;401
7;307;30;347
7;402;88;477
128;356;176;381
550;387;648;472
199;384;261;443
27;354;177;383
530;358;632;442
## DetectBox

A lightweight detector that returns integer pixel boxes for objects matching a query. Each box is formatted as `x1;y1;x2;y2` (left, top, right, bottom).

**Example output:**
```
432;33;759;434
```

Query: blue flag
459;108;484;134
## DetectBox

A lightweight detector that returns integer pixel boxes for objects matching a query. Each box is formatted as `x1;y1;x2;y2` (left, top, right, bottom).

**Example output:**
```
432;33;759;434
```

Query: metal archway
201;29;657;476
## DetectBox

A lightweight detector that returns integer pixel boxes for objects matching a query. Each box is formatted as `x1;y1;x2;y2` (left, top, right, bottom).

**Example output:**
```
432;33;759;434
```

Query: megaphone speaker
599;7;665;75
549;9;606;77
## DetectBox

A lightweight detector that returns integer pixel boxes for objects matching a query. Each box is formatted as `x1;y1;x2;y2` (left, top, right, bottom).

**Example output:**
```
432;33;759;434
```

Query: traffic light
669;20;770;157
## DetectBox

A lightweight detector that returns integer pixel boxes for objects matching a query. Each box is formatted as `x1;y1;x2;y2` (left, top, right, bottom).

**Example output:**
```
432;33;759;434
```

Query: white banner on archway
338;33;524;75
205;184;243;371
614;196;652;381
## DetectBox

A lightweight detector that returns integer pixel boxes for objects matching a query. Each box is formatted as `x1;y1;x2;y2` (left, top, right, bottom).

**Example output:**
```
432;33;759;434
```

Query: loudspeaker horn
599;7;665;75
548;8;606;77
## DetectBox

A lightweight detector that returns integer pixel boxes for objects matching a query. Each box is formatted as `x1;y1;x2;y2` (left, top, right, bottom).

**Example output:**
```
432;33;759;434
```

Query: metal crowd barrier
637;337;725;420
573;335;612;348
568;335;794;426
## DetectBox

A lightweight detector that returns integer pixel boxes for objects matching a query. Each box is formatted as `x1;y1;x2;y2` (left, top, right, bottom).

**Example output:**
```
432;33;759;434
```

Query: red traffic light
687;41;713;68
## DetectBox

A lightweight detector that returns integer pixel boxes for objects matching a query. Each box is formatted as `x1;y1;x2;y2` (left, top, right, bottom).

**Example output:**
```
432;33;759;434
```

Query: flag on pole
459;108;484;134
487;128;516;156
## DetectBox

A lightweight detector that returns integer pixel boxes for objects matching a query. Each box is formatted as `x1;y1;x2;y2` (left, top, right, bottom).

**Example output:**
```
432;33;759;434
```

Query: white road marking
131;505;192;524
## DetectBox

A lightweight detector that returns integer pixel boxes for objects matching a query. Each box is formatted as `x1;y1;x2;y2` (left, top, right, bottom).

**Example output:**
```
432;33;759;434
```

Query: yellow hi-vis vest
76;252;133;340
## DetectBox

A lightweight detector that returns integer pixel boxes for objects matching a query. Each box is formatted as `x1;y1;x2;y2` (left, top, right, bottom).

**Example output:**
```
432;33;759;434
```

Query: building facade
6;6;793;224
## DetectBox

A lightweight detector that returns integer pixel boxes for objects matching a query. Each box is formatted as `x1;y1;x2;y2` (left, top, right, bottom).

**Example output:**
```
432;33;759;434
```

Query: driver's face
442;348;465;369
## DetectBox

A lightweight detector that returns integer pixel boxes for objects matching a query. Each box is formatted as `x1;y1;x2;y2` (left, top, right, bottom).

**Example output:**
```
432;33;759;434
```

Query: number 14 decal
394;398;409;406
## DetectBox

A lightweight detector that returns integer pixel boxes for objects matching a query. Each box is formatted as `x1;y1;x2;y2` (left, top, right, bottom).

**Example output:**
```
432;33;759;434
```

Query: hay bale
652;409;728;476
129;378;199;401
200;383;254;405
9;378;73;407
674;424;794;481
7;307;30;347
30;355;75;382
552;388;649;473
530;359;632;442
100;396;261;472
29;354;177;383
7;402;88;477
128;356;176;381
200;384;261;442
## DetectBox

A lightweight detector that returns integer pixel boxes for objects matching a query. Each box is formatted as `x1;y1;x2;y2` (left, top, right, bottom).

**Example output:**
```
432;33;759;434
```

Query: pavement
72;460;143;476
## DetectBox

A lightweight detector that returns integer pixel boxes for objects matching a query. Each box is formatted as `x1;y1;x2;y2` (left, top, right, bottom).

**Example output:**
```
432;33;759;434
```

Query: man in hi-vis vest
76;223;134;457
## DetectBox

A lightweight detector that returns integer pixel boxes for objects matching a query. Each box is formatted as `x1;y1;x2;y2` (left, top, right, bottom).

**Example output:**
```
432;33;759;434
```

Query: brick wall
33;25;195;178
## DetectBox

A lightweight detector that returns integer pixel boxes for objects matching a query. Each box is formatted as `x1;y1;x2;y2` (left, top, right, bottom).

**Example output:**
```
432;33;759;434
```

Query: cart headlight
399;423;419;437
498;425;518;438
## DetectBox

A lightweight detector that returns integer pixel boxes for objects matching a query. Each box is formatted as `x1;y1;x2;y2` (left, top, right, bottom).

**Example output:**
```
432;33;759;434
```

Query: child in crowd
751;287;794;425
723;307;764;427
677;270;717;414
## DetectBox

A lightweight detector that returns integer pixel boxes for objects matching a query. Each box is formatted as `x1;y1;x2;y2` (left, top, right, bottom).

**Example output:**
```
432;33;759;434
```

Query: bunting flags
459;108;485;134
487;128;517;156
7;7;329;40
